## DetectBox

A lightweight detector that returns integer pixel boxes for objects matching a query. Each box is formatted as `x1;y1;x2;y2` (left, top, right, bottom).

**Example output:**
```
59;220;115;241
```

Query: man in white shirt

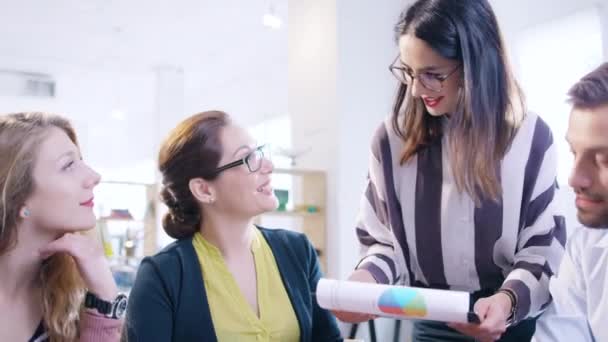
534;63;608;341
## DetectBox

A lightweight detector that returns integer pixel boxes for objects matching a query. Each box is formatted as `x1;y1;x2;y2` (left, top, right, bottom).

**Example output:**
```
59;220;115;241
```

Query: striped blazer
355;112;566;323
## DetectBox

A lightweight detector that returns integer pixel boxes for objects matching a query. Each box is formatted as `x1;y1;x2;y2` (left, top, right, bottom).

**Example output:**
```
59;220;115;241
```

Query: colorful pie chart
378;288;427;317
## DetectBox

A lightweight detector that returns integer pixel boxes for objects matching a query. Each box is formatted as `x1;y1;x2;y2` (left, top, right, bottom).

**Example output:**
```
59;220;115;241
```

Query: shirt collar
595;231;608;248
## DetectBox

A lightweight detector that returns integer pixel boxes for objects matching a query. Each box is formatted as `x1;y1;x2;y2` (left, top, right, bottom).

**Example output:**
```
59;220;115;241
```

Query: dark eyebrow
401;61;442;72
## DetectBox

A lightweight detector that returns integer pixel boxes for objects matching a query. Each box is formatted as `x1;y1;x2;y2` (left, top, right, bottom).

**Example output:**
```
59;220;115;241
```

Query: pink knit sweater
79;312;123;342
29;312;122;341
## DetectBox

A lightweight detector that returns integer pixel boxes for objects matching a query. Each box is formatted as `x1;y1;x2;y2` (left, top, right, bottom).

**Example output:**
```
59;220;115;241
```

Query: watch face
114;296;128;319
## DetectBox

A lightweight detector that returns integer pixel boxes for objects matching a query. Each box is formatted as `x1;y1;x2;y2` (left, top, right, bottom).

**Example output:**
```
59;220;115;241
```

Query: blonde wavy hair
0;112;85;341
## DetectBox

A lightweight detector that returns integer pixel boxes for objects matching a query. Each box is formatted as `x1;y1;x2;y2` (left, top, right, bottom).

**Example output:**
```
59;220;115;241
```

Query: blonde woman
0;112;124;341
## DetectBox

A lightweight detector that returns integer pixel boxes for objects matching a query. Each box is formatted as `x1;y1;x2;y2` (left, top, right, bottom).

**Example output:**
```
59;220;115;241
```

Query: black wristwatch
84;291;128;319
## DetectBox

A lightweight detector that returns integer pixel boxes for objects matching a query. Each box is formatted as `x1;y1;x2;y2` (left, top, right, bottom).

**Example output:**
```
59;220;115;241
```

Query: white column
153;65;185;249
155;65;185;142
289;0;408;339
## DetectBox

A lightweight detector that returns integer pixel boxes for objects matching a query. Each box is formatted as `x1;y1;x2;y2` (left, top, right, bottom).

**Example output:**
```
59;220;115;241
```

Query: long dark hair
392;0;525;204
158;111;230;239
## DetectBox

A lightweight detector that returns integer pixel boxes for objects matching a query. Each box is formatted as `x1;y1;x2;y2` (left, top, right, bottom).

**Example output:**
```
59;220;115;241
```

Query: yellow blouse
192;229;300;342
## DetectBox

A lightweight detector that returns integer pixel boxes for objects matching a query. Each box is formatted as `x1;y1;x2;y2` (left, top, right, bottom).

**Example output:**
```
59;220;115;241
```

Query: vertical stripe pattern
354;113;566;322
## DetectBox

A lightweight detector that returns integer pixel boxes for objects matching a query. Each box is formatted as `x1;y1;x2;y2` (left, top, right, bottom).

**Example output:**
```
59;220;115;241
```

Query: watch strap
84;291;113;315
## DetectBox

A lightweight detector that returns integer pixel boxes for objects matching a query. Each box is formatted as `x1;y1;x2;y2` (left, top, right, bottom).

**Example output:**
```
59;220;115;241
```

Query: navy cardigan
125;227;342;341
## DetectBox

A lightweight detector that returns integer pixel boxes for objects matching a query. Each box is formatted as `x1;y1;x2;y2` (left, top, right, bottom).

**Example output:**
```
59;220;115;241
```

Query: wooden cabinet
95;181;158;261
255;168;328;271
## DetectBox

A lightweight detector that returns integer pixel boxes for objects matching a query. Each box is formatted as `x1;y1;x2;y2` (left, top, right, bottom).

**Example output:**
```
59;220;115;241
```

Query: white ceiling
0;0;598;86
490;0;601;41
0;0;288;74
0;0;600;182
0;0;289;182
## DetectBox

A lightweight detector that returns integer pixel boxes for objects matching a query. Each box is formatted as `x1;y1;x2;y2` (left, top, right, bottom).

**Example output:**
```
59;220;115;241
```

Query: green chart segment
378;288;428;317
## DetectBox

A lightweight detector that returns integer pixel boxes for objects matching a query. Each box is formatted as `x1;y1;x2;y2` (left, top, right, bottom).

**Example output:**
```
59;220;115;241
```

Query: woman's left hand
39;233;118;302
448;292;513;342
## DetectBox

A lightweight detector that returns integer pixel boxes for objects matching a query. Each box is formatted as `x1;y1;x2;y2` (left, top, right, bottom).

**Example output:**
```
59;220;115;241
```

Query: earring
208;197;215;204
23;208;31;217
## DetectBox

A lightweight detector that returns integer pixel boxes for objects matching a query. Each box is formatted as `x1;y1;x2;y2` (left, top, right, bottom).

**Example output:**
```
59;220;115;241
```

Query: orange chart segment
378;288;428;317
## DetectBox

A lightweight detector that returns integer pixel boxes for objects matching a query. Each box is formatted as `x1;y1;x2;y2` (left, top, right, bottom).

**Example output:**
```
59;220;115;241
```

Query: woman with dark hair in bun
125;111;341;342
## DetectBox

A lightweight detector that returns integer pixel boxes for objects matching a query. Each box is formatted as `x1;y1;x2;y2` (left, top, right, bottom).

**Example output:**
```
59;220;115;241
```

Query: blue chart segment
378;288;427;317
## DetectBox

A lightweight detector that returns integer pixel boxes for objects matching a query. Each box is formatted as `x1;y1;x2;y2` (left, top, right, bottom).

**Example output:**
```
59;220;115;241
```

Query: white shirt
534;226;608;342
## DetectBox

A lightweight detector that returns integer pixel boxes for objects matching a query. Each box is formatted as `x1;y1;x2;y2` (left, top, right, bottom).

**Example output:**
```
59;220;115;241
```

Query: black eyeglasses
214;145;269;175
389;56;460;93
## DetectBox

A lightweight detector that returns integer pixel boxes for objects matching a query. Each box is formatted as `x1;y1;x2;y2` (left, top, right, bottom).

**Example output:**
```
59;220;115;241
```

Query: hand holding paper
317;278;479;323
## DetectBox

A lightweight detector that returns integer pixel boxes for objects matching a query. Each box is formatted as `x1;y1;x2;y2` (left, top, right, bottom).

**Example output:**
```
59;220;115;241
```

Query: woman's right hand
39;233;118;303
331;269;378;323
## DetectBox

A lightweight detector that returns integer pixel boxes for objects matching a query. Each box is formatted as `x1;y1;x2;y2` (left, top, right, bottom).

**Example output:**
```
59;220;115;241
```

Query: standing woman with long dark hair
334;1;566;341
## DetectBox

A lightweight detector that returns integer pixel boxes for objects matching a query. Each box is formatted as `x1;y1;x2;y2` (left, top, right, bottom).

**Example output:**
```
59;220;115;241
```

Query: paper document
316;278;479;323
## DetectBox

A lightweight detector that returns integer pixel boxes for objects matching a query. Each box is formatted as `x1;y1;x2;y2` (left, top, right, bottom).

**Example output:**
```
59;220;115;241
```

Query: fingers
333;270;379;323
332;310;376;323
480;307;501;329
39;233;104;261
480;304;507;335
39;233;78;259
474;298;503;338
38;233;118;301
448;322;480;338
474;298;492;320
448;324;497;342
348;269;377;283
447;322;468;331
448;297;507;342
